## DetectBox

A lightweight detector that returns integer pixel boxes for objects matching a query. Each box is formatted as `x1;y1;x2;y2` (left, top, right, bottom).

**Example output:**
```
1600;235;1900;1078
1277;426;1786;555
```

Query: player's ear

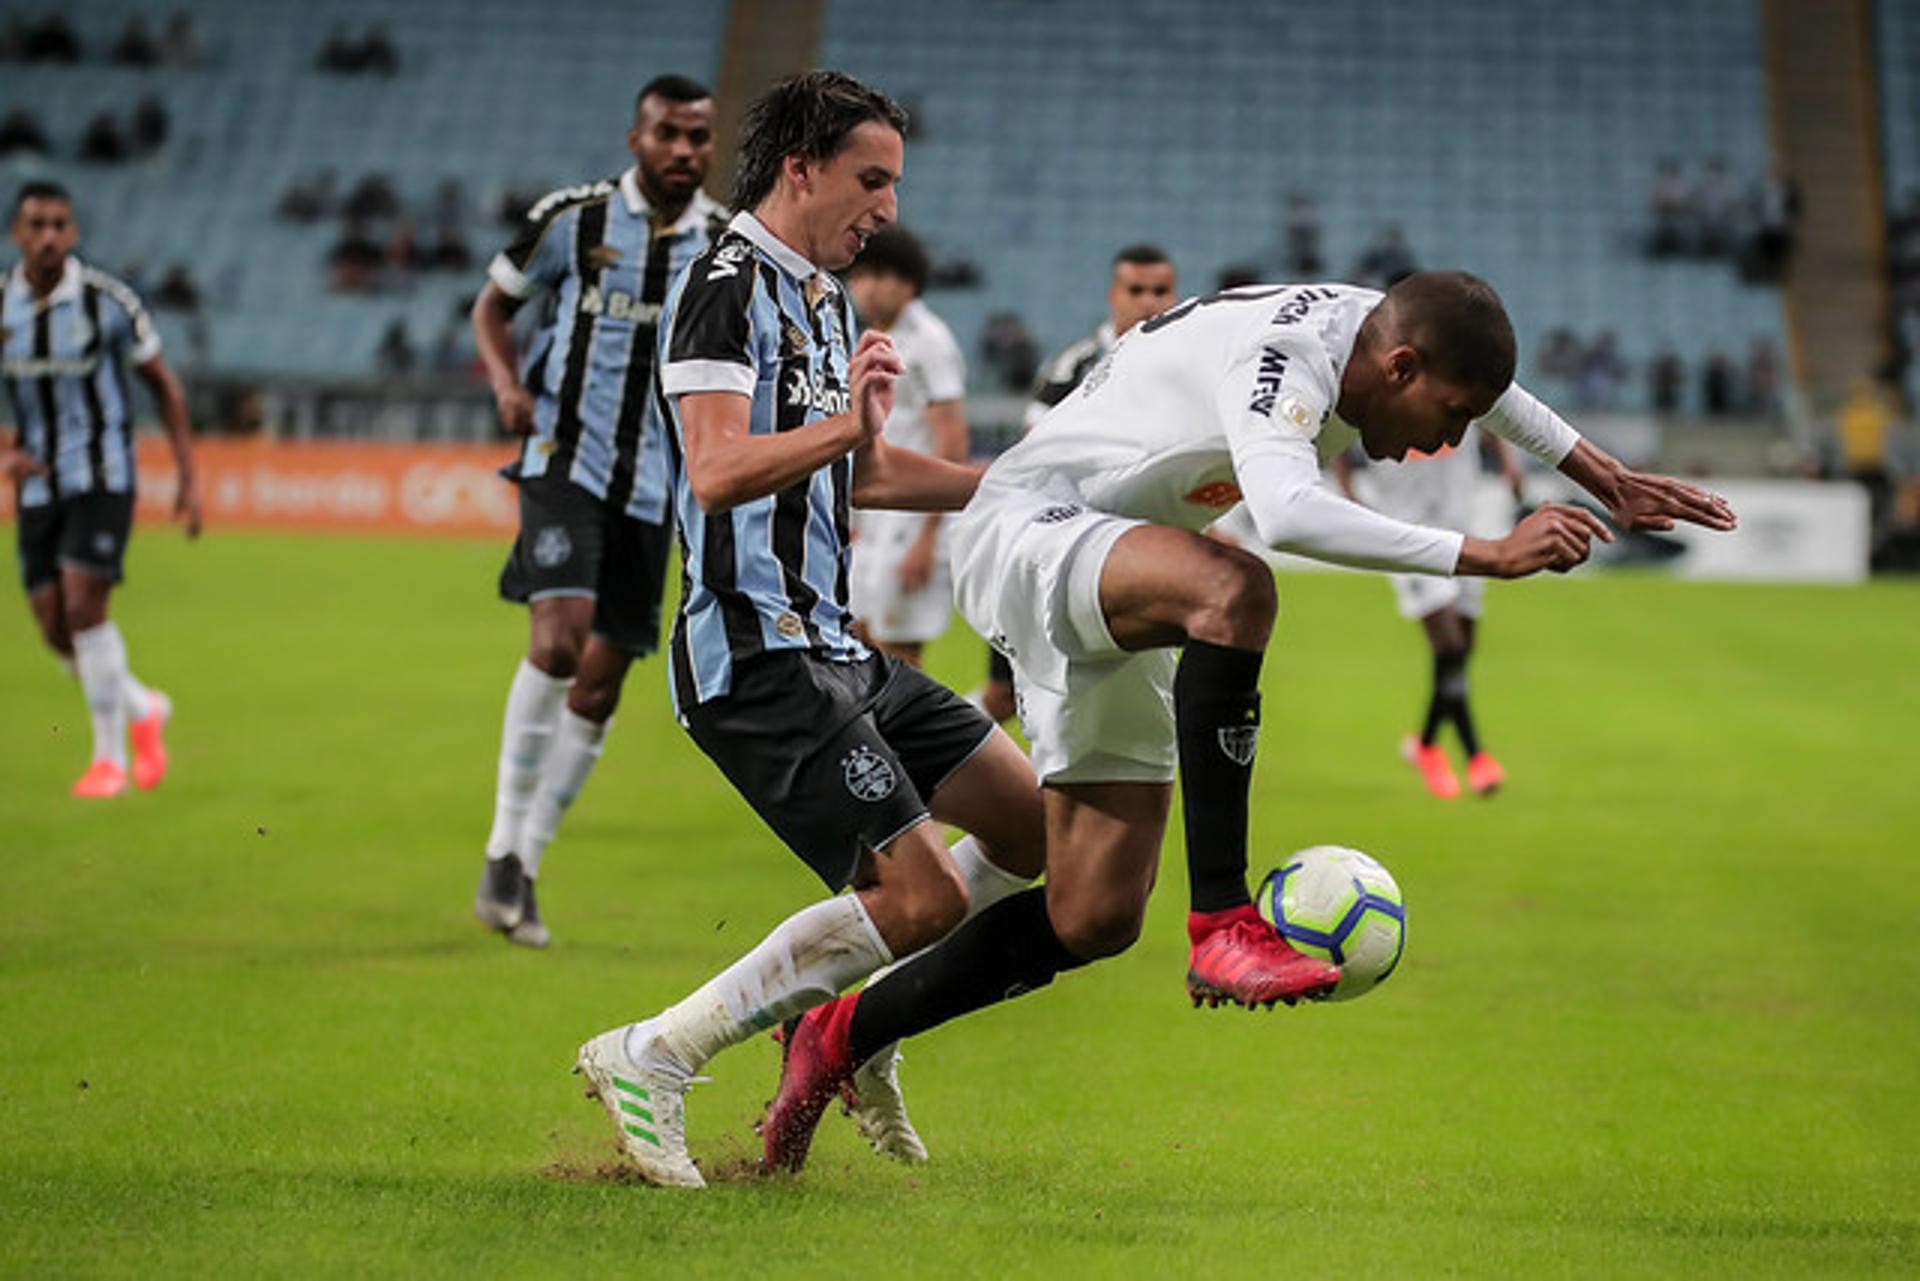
626;124;644;156
784;151;811;193
1385;344;1421;387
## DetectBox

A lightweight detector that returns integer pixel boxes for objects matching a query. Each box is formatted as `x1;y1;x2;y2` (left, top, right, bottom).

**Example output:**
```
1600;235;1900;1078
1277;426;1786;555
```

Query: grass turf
2;529;1917;1277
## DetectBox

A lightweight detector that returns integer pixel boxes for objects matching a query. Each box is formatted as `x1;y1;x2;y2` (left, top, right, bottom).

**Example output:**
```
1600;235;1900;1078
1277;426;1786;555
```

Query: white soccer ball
1255;845;1406;1001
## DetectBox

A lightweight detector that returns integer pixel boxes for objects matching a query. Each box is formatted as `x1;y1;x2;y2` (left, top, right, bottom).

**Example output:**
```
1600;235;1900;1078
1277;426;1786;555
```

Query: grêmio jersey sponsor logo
577;286;661;324
785;367;850;415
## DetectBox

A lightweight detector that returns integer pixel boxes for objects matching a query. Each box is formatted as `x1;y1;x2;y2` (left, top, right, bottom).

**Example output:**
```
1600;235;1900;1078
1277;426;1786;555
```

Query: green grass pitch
2;529;1917;1277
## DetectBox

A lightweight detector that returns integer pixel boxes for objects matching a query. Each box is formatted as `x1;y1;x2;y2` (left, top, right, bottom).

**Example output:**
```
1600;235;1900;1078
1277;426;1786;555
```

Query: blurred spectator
78;111;131;164
111;16;160;66
1353;223;1416;289
429;179;469;238
1743;168;1801;283
430;313;473;375
1649;348;1685;414
1535;327;1583;383
1577;330;1627;411
1284;191;1323;277
1744;337;1782;417
318;24;398;75
424;224;472;273
131;94;170;156
1694;156;1735;257
386;216;421;277
327;221;384;293
1702;350;1737;415
1838;377;1892;485
0;13;25;60
276;169;338;222
376;319;416;376
0;108;50;157
360;23;399;76
1216;264;1260;291
317;26;360;73
343;173;400;222
981;310;1039;392
495;182;545;226
1885;188;1919;313
161;11;204;68
21;9;80;63
1649;159;1694;257
154;264;202;313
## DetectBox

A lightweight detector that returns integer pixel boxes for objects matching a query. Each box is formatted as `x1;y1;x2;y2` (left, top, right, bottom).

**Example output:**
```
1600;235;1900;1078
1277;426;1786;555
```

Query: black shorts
987;645;1013;684
683;649;996;890
16;491;136;591
498;471;672;657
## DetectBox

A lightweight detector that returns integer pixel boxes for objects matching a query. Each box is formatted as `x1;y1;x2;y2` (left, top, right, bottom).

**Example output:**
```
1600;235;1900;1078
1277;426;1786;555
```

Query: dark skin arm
135;354;200;537
470;280;535;434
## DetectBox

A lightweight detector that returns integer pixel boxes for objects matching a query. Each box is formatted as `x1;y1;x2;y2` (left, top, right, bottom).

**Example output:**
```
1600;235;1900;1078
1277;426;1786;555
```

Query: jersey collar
620;168;726;236
6;255;82;308
728;210;822;285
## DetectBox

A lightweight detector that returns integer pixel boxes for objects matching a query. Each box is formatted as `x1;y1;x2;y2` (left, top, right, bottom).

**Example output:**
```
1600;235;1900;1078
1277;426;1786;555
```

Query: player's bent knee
1052;900;1146;961
569;679;621;723
526;635;582;680
1182;548;1276;647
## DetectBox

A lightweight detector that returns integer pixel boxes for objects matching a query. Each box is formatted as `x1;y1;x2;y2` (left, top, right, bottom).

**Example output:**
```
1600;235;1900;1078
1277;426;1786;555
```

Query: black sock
1420;654;1449;746
1440;653;1481;756
1175;638;1264;913
846;888;1086;1066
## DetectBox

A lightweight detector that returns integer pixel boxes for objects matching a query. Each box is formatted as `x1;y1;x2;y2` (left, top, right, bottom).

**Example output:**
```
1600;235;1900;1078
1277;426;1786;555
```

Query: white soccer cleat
844;1046;929;1164
574;1023;705;1188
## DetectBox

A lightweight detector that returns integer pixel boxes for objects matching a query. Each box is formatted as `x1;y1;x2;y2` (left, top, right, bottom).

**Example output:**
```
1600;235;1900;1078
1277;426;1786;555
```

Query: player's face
11;197;78;278
847;269;913;329
1108;261;1176;335
629;95;715;207
796;120;901;270
1359;352;1499;461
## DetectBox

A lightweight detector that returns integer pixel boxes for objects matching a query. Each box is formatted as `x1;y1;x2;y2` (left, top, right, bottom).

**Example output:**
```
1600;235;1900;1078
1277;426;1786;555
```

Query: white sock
856;835;1035;1063
521;709;608;879
636;894;893;1072
484;659;570;859
120;665;154;721
71;622;128;769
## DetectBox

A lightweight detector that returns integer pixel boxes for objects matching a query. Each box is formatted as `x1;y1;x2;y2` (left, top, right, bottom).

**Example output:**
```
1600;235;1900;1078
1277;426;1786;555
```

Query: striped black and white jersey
1;256;160;510
656;211;864;711
488;168;728;523
1022;320;1116;430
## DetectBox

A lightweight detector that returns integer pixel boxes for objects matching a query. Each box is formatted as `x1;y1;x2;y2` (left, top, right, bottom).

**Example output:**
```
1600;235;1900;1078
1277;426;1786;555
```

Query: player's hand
1606;469;1737;533
897;533;937;592
175;472;204;539
492;381;536;436
850;331;903;445
1;448;47;482
1463;503;1611;578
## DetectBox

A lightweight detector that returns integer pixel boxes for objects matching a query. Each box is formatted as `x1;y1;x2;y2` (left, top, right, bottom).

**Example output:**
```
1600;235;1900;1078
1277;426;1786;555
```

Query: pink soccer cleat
1466;752;1506;796
71;759;129;799
129;691;172;791
1401;734;1461;799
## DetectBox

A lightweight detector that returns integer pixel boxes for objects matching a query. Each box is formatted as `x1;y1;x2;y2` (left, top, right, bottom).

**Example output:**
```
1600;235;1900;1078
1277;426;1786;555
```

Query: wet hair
1112;243;1171;269
1385;270;1517;393
14;180;71;214
635;74;712;119
848;225;930;294
730;70;908;212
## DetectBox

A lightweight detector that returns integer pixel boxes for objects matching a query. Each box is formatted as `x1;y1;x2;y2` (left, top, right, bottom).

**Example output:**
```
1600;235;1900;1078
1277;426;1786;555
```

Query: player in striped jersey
572;71;1046;1188
469;75;728;948
4;181;200;798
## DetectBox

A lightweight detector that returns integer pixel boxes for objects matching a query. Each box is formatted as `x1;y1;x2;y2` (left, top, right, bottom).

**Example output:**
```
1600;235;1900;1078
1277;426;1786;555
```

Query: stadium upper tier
0;0;1829;407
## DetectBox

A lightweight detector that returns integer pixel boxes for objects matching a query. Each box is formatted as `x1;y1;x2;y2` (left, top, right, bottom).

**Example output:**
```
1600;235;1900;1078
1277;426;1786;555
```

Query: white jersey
1363;425;1483;529
875;298;965;453
982;283;1580;577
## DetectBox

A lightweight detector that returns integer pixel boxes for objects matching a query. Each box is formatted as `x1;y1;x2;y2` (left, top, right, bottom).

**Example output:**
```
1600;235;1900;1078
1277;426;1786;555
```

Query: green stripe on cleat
622;1122;658;1145
618;1100;654;1123
611;1077;650;1100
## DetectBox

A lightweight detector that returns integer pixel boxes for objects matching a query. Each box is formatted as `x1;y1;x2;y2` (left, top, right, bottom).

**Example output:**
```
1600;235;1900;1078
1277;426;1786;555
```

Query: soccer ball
1255;845;1406;1001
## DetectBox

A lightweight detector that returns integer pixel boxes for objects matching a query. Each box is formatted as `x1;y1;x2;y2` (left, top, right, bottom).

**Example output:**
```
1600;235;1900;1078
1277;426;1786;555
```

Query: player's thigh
1098;523;1275;651
500;475;605;654
57;565;113;631
926;726;1045;879
1041;780;1172;954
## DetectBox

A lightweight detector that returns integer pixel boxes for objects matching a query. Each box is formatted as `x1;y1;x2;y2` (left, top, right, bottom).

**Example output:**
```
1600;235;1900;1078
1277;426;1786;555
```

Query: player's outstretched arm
1557;438;1737;533
136;355;201;538
851;434;983;512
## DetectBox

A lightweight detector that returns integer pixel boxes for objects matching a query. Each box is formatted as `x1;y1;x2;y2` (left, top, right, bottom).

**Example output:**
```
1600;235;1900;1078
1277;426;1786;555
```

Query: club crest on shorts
532;525;572;569
842;745;897;802
92;529;116;557
1217;724;1259;767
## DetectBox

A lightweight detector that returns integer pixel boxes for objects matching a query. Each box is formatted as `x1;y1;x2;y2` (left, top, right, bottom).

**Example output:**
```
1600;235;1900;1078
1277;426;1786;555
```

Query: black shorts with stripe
683;649;995;890
16;491;135;591
498;471;672;657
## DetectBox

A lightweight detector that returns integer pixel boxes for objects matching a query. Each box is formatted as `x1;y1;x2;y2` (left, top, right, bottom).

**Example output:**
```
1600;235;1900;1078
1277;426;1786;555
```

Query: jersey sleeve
1476;381;1581;465
99;278;162;364
658;244;761;399
1221;331;1462;574
917;317;967;403
487;197;577;301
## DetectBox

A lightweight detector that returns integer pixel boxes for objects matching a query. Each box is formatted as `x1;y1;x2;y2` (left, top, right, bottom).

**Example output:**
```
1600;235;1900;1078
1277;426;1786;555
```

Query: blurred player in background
1333;428;1527;797
845;225;968;667
469;75;727;947
4;180;200;798
758;274;1737;1170
977;243;1177;720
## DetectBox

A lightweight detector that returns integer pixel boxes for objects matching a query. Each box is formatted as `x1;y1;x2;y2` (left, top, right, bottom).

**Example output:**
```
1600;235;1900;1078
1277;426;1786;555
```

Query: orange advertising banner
3;438;522;537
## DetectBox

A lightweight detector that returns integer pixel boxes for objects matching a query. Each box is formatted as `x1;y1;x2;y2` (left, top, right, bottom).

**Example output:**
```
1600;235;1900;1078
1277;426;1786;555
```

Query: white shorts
1388;572;1484;622
849;509;953;644
951;483;1176;784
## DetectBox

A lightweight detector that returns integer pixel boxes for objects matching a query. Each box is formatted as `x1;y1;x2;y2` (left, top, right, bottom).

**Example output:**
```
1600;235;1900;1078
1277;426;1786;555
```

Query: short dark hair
1112;243;1171;269
1385;270;1517;393
14;180;71;214
847;225;930;294
635;74;712;118
730;70;908;212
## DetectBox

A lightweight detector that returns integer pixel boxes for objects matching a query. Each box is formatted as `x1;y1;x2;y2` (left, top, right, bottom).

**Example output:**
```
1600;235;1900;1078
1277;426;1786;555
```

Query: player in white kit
845;227;968;665
1333;427;1526;797
759;272;1737;1166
